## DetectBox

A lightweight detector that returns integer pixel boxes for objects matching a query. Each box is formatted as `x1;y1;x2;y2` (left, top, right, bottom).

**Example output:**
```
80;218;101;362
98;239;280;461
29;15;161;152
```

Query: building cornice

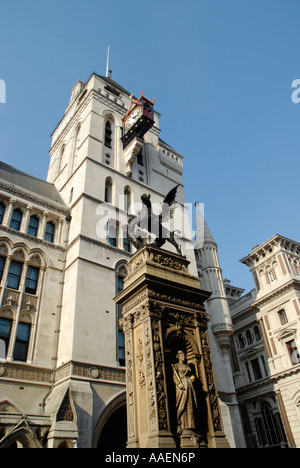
0;180;70;216
0;362;53;386
252;279;300;308
0;225;66;252
54;360;126;386
67;233;132;258
270;363;300;384
240;234;300;267
0;360;126;388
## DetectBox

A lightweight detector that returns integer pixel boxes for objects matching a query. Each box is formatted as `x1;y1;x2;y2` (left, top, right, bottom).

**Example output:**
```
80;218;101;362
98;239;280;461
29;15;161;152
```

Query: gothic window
27;215;39;237
73;125;81;170
124;186;131;212
105;121;113;148
57;145;65;176
25;266;40;295
123;236;131;253
0;317;12;359
10;209;23;231
7;261;23;290
0;256;6;282
0;252;45;364
13;321;31;362
105;177;113;204
45;221;55;243
116;263;128;366
0;203;5;224
108;221;118;247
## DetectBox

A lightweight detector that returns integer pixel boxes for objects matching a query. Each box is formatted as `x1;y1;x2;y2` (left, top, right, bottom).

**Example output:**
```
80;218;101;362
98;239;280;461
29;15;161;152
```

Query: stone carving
136;339;146;390
143;319;157;433
56;390;74;422
200;332;222;432
152;320;168;431
115;245;229;448
125;333;136;440
172;351;198;435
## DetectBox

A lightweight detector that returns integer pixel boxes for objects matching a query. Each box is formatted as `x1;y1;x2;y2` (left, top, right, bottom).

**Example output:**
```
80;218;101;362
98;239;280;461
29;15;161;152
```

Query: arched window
10;209;23;231
246;330;253;345
108;222;117;247
13;320;31;362
7;261;23;290
72;125;81;171
27;215;39;237
0;256;6;282
124;186;131;212
25;265;40;295
0;251;44;364
105;121;113;148
116;264;128;366
105;178;113;204
45;221;55;243
123;236;131;253
0;316;12;360
0;203;5;224
57;144;65;176
259;401;287;447
238;334;245;349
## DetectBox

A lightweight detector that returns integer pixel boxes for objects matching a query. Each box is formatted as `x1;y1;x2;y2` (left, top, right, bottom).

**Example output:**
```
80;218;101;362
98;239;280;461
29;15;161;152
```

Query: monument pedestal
115;246;230;449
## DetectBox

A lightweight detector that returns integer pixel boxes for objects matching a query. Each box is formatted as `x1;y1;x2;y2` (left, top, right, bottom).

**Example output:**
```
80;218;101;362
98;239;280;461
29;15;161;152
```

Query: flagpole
106;44;110;78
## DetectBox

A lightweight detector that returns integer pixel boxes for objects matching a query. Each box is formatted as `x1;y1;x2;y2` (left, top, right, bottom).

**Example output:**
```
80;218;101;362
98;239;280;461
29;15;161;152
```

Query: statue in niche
127;185;183;256
172;350;199;435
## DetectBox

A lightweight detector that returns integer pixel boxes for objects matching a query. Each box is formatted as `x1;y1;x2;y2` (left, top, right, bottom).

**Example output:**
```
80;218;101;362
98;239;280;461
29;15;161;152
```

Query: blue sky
0;0;299;292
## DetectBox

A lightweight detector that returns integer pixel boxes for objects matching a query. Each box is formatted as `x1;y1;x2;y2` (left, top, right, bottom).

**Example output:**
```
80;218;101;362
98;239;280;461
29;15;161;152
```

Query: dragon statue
127;185;183;256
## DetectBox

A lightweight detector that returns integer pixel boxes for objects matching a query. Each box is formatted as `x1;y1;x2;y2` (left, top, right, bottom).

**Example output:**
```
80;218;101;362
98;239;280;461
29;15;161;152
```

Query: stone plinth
114;246;230;449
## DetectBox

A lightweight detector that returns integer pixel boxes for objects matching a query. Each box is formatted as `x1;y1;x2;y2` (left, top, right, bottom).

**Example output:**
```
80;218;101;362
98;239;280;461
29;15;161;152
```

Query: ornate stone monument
115;246;230;448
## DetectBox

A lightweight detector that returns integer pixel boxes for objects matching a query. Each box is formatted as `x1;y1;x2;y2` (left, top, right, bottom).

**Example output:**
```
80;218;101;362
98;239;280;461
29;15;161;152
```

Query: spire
204;221;217;246
194;202;216;248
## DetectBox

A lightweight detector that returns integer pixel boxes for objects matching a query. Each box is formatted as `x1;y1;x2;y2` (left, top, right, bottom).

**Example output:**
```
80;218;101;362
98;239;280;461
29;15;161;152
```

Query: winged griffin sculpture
127;185;183;256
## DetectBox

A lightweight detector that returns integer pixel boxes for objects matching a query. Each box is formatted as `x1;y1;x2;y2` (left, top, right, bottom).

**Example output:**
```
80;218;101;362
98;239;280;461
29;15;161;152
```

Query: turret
195;220;246;448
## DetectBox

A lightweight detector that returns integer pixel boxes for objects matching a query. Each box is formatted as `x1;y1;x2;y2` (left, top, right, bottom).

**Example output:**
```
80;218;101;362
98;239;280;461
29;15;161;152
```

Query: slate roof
0;161;66;206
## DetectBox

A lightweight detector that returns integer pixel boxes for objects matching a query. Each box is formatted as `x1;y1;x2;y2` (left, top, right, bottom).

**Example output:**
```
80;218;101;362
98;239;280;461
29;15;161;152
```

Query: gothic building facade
0;74;245;448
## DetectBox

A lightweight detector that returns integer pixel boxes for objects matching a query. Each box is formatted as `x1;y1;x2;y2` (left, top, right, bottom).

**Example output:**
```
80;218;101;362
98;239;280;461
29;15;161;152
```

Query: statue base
180;430;208;448
115;246;230;449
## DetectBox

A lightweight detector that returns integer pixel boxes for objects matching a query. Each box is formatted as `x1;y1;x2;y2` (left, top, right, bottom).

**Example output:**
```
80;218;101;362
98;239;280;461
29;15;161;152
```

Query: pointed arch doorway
94;393;127;449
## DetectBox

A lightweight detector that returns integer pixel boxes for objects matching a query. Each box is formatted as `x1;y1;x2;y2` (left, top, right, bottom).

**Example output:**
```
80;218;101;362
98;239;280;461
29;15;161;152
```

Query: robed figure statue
172;351;199;435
